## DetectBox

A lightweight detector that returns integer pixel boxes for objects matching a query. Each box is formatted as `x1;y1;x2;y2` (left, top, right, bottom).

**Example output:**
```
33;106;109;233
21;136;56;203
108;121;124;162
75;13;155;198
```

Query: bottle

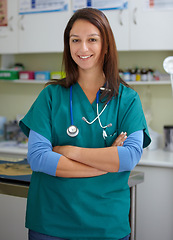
130;68;137;82
123;69;131;82
136;68;141;81
147;68;154;81
141;68;148;81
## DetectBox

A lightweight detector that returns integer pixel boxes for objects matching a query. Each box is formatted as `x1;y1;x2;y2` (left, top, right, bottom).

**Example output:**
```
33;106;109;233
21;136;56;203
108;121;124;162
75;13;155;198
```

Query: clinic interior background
0;50;173;138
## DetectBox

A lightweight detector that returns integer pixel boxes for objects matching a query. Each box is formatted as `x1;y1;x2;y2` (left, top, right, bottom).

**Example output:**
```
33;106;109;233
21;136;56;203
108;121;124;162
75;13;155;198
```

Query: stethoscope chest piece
67;125;79;137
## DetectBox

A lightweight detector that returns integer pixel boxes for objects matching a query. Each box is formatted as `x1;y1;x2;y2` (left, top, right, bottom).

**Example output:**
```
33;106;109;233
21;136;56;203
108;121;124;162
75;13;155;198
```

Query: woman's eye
89;38;97;42
72;39;79;43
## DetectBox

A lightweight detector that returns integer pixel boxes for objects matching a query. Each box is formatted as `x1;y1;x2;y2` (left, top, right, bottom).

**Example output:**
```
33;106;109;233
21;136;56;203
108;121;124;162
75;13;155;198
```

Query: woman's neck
77;69;105;104
78;69;105;92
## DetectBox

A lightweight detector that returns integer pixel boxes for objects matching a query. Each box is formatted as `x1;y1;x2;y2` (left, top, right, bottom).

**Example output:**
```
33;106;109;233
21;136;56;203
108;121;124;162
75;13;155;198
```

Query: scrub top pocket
104;129;118;147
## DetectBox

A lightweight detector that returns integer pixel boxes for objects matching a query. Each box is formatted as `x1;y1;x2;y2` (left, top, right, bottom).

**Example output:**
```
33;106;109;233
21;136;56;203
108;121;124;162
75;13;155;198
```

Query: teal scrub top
20;82;151;240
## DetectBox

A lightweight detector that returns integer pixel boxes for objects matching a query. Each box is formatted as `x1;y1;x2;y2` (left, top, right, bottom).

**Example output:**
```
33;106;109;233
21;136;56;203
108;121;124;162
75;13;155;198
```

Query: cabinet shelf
0;79;48;84
129;80;171;85
0;79;171;85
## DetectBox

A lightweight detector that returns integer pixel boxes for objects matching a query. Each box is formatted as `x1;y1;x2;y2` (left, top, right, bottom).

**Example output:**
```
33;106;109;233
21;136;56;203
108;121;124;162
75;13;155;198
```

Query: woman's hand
112;132;127;147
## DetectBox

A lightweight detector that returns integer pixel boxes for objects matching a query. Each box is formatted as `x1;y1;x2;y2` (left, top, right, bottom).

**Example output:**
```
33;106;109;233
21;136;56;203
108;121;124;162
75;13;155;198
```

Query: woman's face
69;19;103;73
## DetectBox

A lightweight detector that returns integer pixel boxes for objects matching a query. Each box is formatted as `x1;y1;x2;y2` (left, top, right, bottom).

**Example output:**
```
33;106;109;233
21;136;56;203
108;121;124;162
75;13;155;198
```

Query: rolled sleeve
27;130;62;176
117;130;143;172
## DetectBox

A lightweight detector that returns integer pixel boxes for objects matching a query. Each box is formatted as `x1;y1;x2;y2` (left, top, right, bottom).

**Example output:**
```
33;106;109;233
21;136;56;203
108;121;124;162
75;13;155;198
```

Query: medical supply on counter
164;125;173;152
0;116;7;140
4;120;27;143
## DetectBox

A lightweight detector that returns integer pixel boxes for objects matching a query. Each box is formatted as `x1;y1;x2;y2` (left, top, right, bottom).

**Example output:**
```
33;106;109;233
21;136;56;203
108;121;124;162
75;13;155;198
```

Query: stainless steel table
128;171;144;240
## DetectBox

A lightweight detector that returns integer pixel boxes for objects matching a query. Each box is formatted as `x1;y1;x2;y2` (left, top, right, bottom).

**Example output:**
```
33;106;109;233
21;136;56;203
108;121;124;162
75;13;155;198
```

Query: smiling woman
19;7;151;240
69;20;102;74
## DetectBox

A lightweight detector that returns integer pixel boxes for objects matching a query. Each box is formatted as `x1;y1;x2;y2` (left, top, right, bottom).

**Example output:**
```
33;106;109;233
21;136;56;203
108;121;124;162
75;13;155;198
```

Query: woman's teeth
79;55;92;59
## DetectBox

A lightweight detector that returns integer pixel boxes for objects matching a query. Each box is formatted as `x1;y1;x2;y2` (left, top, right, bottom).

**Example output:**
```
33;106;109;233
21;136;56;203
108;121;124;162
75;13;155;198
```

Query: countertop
138;148;173;168
0;141;173;168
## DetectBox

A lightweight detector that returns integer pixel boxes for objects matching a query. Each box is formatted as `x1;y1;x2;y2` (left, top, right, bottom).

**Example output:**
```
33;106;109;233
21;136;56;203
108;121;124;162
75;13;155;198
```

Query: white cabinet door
130;0;173;50
103;9;129;51
18;1;72;53
0;0;18;54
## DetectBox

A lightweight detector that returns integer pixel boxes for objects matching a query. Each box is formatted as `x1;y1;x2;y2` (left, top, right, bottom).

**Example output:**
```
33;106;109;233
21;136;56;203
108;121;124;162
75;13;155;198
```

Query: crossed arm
27;130;127;178
54;133;127;178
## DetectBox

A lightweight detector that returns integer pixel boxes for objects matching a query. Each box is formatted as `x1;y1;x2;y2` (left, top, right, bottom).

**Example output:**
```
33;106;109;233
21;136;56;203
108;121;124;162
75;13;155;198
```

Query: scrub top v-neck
19;82;151;240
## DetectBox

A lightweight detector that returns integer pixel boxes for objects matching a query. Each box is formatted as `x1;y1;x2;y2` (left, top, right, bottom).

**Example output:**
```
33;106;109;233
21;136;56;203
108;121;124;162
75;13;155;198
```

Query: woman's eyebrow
70;33;100;38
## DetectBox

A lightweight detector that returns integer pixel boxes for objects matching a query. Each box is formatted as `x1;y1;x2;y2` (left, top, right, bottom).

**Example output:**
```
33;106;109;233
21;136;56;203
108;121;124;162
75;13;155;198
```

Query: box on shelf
19;71;35;80
0;70;19;80
50;71;66;80
34;71;50;81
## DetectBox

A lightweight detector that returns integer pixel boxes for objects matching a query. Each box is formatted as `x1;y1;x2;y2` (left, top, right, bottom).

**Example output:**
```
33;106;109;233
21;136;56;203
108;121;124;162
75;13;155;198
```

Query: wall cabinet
0;0;72;54
0;0;173;53
18;1;72;53
130;0;173;50
104;0;173;51
0;0;18;54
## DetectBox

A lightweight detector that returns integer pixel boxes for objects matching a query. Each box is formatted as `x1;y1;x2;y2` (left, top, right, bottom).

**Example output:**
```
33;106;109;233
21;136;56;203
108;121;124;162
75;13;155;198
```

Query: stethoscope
67;85;112;138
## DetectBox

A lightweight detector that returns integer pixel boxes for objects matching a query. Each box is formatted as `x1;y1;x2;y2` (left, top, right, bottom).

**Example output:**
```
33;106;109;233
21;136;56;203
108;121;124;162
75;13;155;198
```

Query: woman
20;8;151;240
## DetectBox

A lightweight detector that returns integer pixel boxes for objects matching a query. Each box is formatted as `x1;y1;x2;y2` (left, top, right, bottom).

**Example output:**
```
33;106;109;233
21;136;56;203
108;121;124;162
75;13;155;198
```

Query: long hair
47;8;129;101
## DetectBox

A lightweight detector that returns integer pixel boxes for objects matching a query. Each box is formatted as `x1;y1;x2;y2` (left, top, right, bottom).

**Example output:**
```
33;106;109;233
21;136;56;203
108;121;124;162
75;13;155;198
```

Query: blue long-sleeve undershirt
117;130;143;172
27;129;143;176
27;130;62;176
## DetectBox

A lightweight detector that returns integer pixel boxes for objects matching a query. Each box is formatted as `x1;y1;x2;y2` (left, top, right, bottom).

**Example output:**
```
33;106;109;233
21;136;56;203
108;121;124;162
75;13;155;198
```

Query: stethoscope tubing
70;86;74;126
68;85;112;137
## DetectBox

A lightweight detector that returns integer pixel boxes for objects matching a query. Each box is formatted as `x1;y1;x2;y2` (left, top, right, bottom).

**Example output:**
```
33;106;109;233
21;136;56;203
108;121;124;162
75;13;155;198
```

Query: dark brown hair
47;8;129;101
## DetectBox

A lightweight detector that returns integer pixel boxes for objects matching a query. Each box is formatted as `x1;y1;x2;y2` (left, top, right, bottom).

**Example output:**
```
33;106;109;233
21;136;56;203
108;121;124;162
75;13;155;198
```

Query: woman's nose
80;41;88;51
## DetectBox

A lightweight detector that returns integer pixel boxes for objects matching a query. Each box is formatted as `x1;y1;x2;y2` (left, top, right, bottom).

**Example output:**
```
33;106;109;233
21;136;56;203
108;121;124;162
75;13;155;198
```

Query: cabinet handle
133;7;137;25
19;15;25;31
8;16;13;31
119;9;123;26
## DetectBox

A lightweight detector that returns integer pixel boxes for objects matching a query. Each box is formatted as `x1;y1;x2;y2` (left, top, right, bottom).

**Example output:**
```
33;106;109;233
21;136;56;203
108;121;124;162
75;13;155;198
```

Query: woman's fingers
112;132;127;146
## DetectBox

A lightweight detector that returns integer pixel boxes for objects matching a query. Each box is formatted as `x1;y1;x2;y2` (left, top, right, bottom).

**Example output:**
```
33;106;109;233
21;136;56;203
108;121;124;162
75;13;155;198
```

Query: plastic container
50;71;66;80
0;70;19;80
19;71;35;80
34;71;50;81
